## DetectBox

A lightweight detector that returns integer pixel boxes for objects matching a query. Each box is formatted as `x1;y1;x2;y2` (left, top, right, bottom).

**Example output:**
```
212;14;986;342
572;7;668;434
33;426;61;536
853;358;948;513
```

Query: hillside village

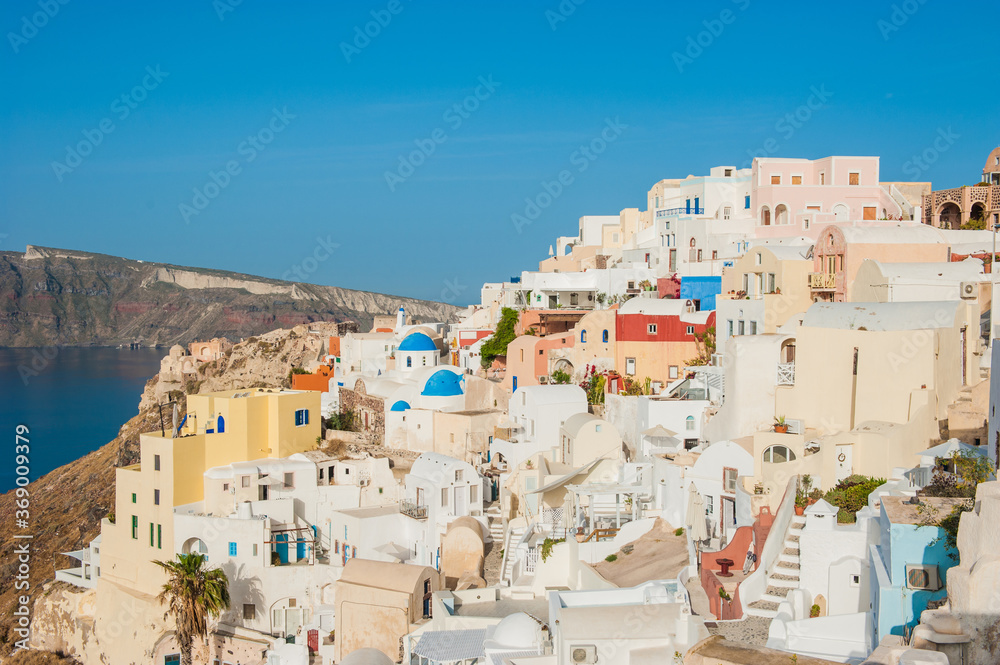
21;149;1000;665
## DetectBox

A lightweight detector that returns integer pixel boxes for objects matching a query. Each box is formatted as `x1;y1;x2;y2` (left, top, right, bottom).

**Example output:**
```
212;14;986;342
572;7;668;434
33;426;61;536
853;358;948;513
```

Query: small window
849;172;859;185
697;249;703;262
820;172;826;185
791;175;802;185
470;484;478;503
771;175;781;185
154;455;160;471
223;482;230;491
686;326;694;335
648;324;658;335
241;475;250;488
243;604;256;620
157;524;162;549
455;469;463;482
595;424;602;433
626;357;636;375
750;321;758;335
294;409;309;427
229;542;237;556
763;445;797;463
863;206;876;220
284;472;294;489
705;496;714;515
723;467;738;493
744;195;750;209
723;206;732;220
602;329;608;343
755;253;762;266
441;487;449;507
154;489;160;506
686;415;695;431
581;330;587;343
131;515;138;539
253;544;258;556
150;523;154;547
406;356;412;368
725;168;733;176
669;366;679;379
727;320;734;336
132;493;137;504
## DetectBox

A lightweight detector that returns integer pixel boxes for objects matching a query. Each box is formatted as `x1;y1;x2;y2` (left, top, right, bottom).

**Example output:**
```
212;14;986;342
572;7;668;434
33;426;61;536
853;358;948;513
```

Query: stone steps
744;599;779;619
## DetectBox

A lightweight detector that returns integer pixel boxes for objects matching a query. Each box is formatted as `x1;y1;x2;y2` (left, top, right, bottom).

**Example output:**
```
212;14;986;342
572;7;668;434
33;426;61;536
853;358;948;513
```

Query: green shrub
674;527;685;536
823;475;885;523
605;554;617;562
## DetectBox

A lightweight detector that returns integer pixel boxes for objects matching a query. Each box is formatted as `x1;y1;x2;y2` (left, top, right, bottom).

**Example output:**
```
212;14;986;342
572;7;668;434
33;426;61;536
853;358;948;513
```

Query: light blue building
868;494;964;650
679;275;722;311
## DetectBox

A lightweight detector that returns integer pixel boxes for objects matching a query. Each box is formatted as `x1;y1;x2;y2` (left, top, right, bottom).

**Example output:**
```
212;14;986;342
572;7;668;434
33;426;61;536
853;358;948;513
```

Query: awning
413;629;487;662
528;457;605;494
642;424;678;438
375;542;411;561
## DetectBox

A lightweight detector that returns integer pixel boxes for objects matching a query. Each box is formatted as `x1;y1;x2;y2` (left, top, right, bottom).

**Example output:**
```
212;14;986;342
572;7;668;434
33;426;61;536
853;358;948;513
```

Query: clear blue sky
1;1;997;304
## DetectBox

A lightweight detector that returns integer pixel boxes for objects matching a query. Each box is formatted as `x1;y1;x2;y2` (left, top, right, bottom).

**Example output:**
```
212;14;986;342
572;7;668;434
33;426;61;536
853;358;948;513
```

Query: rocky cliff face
0;246;461;347
0;326;346;657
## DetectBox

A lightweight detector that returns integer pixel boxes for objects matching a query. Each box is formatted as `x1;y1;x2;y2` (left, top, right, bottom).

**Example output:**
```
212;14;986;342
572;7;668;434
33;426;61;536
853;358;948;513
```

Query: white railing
524;549;539;573
776;362;795;386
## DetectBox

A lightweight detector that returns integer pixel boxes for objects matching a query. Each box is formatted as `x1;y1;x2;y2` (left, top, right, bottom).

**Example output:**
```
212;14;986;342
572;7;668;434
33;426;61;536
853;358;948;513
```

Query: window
406;356;412;368
737;320;745;335
470;484;478;503
791;175;802;185
648;324;658;335
744;195;750;209
294;409;309;426
150;523;154;547
723;467;738;493
669;366;679;379
154;455;160;471
131;493;136;504
755;252;762;266
725;168;733;176
441;487;449;507
253;544;258;556
154;489;160;506
626;357;636;375
581;330;587;343
686;325;694;335
771;175;781;185
157;524;162;549
570;293;578;306
131;515;138;539
850;574;860;587
223;482;230;491
455;469;463;482
723;206;732;220
284;472;294;489
628;281;636;289
863;206;876;220
705;496;714;515
602;329;608;343
697;249;703;262
165;655;180;664
241;475;250;488
686;415;695;431
820;172;825;185
712;250;718;260
767;273;776;293
750;321;758;335
243;604;256;620
763;445;797;463
849;172;859;185
727;320;734;336
229;542;237;556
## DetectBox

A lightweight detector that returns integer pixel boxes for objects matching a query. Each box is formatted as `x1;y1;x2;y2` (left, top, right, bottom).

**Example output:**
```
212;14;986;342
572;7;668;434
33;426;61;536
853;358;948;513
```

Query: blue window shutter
229;542;237;556
745;195;750;209
304;410;309;425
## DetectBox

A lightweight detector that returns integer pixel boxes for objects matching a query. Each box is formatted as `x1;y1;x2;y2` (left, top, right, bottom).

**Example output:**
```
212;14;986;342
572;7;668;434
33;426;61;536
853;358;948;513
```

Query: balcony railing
776;362;795;386
656;206;704;218
400;501;428;520
808;273;836;289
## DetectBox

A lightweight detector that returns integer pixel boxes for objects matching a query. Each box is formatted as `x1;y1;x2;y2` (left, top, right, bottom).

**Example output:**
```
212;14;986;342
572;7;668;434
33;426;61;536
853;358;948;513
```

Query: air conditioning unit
359;479;369;487
786;418;805;435
570;645;598;664
906;564;941;591
960;281;977;300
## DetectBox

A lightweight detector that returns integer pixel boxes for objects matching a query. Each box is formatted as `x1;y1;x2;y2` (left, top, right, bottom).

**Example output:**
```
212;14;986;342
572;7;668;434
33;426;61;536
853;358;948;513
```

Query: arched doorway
939;202;961;229
970;202;986;225
774;204;789;225
833;204;849;222
181;537;208;556
760;205;771;226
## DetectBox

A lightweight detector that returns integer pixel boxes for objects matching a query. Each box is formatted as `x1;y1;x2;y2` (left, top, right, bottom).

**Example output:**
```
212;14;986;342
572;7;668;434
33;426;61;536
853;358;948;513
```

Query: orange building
291;364;335;392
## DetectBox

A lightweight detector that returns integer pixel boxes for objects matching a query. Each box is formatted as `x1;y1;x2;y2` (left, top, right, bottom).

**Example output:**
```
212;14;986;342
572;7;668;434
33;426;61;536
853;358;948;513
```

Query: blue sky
1;1;998;304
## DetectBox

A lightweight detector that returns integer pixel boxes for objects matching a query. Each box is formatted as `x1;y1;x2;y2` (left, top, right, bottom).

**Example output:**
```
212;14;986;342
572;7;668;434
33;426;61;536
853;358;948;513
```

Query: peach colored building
188;337;230;362
810;224;950;302
751;156;919;240
615;298;713;385
504;331;575;391
921;148;1000;229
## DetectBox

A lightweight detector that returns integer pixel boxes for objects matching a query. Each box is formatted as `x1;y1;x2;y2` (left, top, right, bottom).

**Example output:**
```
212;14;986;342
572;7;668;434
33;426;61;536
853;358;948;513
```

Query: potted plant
794;492;807;516
718;587;731;601
810;604;821;618
774;415;788;434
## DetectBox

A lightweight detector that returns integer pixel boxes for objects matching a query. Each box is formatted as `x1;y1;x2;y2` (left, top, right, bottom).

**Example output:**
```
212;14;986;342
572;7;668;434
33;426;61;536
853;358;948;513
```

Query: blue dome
398;332;437;352
421;370;464;397
390;400;410;412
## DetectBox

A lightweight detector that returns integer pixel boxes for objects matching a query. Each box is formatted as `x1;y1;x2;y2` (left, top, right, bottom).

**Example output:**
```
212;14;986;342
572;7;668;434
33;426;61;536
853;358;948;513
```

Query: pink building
752;156;915;240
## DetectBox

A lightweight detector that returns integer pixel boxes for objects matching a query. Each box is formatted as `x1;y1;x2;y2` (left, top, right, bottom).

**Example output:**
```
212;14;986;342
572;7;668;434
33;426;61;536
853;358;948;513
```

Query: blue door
686;199;691;214
512;376;518;392
274;533;289;564
217;415;225;433
694;197;700;214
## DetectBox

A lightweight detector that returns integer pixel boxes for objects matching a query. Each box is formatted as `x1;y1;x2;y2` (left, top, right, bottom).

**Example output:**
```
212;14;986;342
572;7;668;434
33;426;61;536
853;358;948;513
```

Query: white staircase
486;504;503;543
744;514;804;619
500;524;526;585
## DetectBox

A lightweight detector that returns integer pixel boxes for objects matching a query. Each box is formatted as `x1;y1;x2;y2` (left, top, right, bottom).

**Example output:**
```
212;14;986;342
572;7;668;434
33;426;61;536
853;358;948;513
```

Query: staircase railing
737;476;798;610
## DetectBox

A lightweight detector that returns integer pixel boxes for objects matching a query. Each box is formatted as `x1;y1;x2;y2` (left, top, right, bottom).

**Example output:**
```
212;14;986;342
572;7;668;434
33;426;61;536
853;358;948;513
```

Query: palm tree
154;553;231;665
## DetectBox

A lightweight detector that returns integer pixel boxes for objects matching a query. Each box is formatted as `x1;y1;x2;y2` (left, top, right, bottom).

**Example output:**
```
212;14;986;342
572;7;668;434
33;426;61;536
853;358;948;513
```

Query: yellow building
100;388;321;596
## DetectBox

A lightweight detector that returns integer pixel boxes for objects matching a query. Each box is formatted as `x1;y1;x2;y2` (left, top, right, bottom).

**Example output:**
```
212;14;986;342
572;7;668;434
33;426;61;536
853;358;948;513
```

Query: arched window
685;415;695;431
602;329;609;343
762;445;797;464
689;237;697;247
581;330;587;343
406;356;412;368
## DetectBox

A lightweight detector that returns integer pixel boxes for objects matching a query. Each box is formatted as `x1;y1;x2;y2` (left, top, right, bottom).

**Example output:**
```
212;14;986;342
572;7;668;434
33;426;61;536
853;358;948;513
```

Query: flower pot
794;505;805;516
774;425;788;434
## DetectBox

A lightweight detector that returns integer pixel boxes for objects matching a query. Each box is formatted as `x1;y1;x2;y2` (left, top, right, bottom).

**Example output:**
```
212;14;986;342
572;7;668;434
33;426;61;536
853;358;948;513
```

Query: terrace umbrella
171;404;179;438
689;491;709;543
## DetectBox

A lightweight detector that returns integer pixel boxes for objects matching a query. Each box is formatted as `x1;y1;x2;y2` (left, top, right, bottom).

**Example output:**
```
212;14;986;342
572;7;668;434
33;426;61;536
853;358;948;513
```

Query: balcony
656;206;704;218
808;273;836;290
401;500;428;520
776;362;795;386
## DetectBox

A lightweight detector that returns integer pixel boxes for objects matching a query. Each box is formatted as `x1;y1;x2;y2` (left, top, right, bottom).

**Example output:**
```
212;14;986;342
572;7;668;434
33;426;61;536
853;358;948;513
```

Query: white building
490;385;588;470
